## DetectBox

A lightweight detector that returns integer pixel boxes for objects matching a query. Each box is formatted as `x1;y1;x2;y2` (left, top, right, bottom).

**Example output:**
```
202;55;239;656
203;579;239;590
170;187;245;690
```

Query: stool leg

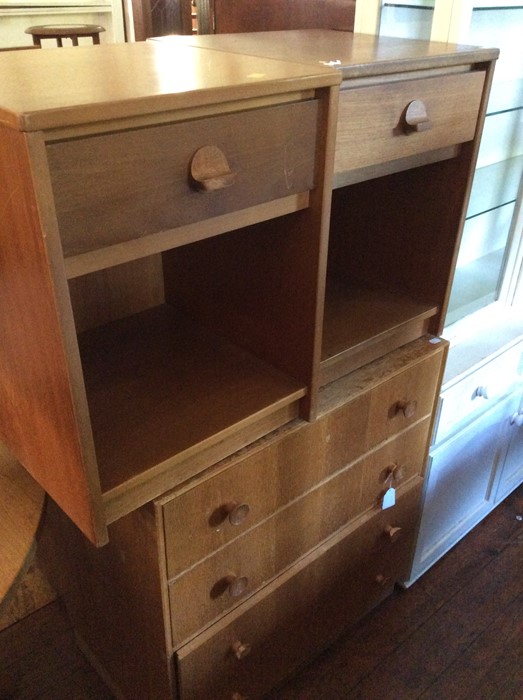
32;36;42;47
72;36;79;46
93;34;101;44
57;37;63;47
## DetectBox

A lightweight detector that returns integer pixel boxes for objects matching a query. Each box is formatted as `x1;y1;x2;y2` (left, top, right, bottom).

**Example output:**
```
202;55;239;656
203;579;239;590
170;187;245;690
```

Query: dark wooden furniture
207;0;355;34
0;31;497;700
25;24;105;46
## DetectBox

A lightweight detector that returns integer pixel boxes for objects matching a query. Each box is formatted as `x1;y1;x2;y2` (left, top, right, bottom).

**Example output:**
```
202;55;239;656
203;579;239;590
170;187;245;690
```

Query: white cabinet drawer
436;342;523;442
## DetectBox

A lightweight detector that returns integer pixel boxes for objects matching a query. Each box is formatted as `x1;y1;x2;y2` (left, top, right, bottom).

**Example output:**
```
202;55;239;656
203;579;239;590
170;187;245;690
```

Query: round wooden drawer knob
226;574;249;598
395;400;417;419
384;524;402;541
375;573;391;586
225;502;250;526
382;462;405;484
403;100;432;133
231;640;252;660
190;145;236;192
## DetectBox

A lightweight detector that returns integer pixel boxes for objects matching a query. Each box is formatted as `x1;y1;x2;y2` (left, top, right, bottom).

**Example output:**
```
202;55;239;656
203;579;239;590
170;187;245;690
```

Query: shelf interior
321;280;438;382
78;304;306;494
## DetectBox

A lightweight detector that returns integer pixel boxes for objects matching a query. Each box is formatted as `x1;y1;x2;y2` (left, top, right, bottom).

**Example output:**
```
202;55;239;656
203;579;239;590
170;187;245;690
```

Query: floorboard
0;485;521;700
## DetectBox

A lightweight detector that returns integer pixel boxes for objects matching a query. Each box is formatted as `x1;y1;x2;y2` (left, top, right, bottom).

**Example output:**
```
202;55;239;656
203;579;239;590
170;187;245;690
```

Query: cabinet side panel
40;499;172;699
0;126;104;544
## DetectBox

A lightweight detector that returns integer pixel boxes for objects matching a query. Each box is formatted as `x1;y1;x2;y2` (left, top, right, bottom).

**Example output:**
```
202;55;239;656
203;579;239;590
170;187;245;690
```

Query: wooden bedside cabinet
1;30;497;700
0;42;339;547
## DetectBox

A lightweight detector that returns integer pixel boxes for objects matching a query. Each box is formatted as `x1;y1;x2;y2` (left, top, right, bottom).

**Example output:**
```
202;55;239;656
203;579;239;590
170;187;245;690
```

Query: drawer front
436;342;523;443
47;100;319;257
325;349;443;473
160;419;325;580
334;70;485;175
175;485;421;700
167;419;429;646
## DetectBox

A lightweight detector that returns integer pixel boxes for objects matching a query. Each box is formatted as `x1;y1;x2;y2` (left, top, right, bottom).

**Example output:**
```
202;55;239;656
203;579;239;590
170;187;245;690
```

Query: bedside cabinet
0;31;497;700
0;41;339;546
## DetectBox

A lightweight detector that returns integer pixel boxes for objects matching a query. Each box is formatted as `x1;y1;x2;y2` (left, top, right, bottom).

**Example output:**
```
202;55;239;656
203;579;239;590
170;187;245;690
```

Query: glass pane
379;0;434;39
446;203;516;324
445;3;523;325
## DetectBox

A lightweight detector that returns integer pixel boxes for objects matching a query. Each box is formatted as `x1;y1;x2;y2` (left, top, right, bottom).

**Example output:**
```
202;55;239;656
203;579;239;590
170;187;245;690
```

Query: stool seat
0;443;44;614
25;24;105;47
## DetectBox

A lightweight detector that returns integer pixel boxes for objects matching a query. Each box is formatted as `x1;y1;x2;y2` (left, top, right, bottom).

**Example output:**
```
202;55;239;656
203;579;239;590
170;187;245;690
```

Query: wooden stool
0;443;44;614
25;24;105;47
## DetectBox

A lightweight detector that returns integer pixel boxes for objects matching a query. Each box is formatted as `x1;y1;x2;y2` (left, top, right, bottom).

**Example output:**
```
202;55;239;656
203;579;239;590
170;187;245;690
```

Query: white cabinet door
494;392;523;503
409;397;510;583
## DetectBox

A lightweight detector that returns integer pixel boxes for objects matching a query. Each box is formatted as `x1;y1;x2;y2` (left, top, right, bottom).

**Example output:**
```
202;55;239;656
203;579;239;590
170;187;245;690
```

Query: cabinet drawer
436;342;523;442
324;348;443;472
159;419;325;580
334;70;485;176
167;420;429;646
175;485;421;700
47;100;319;257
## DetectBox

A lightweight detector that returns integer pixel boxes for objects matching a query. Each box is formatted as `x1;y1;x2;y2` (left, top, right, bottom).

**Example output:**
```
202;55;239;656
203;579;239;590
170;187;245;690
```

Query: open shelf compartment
79;304;306;496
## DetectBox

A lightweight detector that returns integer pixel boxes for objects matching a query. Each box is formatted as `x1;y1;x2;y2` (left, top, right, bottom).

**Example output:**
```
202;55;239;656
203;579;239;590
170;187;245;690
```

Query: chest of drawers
44;336;446;699
0;30;497;700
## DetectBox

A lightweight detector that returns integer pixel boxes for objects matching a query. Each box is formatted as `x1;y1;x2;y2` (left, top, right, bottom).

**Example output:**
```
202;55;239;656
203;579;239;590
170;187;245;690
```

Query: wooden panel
166;421;429;646
68;255;165;333
0;126;105;545
175;485;421;700
335;70;485;175
212;0;356;33
47;100;319;258
40;499;172;700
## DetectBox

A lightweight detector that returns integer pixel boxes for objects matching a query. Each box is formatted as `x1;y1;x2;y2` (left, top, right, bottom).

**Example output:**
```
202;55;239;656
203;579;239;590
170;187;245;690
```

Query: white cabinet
411;388;521;581
407;339;523;583
413;399;506;578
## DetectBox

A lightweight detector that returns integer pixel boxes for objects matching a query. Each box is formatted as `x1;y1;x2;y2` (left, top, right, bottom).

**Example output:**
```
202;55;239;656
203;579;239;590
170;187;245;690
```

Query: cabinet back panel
69;255;165;333
328;146;476;333
162;213;325;407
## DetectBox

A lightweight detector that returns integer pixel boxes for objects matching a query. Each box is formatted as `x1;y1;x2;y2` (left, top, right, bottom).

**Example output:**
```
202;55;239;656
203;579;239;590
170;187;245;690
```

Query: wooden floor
1;484;522;700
